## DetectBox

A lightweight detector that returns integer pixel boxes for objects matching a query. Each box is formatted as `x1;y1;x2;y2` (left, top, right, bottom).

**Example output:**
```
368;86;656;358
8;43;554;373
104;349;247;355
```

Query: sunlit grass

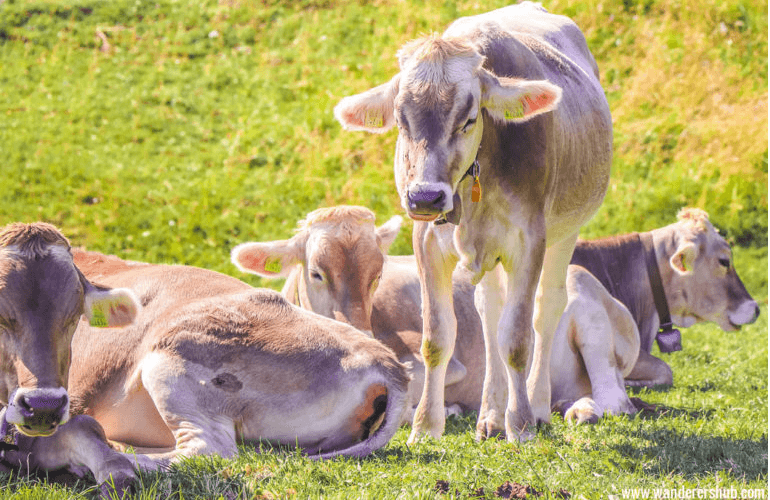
0;0;766;497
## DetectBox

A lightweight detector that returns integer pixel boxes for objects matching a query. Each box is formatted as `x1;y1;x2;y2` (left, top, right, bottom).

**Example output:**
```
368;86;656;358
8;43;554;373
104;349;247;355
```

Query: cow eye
309;270;324;283
462;117;477;133
718;258;730;269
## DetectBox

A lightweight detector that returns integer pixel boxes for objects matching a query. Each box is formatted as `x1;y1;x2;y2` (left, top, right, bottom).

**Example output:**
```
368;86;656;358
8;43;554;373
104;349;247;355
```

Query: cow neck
639;232;682;353
571;232;657;352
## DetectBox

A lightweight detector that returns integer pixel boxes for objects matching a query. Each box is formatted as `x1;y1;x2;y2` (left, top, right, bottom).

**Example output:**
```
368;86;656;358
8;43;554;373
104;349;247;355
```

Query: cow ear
231;240;302;278
376;216;402;254
670;242;698;275
480;70;562;123
83;284;140;328
334;74;400;133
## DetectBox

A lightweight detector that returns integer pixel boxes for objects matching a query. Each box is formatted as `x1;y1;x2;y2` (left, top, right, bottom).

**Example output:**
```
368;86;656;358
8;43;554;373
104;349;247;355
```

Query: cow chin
408;211;440;222
15;421;62;437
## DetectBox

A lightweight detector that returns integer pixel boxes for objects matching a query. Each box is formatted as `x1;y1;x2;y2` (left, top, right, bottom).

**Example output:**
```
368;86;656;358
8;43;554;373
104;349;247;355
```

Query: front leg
408;222;459;443
9;415;141;498
625;350;673;387
497;226;547;442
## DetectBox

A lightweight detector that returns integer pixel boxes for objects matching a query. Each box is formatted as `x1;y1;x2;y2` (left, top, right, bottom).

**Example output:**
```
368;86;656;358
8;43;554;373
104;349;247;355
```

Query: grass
0;0;767;498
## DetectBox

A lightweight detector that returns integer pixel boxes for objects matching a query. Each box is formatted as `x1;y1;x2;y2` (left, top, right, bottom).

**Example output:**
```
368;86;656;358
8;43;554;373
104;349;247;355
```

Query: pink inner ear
522;92;556;114
239;250;265;272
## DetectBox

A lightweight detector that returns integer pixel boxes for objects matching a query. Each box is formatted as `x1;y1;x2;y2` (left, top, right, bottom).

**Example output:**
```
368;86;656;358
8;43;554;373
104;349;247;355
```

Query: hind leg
136;352;239;462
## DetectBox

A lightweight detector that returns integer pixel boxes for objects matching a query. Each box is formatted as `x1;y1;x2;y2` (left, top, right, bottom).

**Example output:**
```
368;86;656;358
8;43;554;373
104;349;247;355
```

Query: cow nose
19;393;68;419
407;188;446;214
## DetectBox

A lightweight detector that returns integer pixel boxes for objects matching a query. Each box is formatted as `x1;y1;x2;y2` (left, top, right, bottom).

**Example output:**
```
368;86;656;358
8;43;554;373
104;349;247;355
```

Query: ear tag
364;109;383;128
90;308;108;327
470;159;481;203
264;257;283;274
471;176;481;203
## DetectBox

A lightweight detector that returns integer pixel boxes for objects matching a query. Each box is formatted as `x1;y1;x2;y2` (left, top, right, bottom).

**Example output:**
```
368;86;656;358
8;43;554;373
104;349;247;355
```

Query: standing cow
334;2;612;442
233;207;760;426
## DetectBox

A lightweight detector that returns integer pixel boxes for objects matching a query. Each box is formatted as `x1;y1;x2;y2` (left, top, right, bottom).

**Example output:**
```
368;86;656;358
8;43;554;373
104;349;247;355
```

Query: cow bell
655;327;682;353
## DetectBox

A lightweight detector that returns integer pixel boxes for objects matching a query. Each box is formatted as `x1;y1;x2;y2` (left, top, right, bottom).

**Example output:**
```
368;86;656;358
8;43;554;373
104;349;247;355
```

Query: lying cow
335;2;613;442
231;206;482;424
0;222;145;496
232;207;759;424
67;248;408;465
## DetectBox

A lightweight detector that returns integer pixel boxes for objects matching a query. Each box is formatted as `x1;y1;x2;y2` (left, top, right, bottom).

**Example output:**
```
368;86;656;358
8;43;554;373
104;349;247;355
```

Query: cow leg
408;222;459;443
528;232;578;424
8;415;145;498
569;310;638;420
493;223;551;442
474;264;508;440
138;352;239;462
625;350;673;387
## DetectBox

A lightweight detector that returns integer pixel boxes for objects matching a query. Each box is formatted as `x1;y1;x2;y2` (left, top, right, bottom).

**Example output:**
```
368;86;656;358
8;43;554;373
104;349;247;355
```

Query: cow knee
499;328;532;373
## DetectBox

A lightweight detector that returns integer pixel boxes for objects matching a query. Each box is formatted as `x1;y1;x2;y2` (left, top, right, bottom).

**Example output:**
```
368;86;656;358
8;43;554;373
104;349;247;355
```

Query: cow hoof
505;410;536;443
564;398;601;424
99;472;137;499
475;410;505;441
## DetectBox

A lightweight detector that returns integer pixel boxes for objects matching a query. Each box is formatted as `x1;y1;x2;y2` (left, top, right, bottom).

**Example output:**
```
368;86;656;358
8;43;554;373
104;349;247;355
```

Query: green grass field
0;0;767;498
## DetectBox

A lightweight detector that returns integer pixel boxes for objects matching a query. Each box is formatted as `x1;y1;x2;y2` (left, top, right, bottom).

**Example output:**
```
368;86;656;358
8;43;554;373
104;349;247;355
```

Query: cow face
0;223;139;437
661;209;759;332
334;36;561;221
232;207;402;335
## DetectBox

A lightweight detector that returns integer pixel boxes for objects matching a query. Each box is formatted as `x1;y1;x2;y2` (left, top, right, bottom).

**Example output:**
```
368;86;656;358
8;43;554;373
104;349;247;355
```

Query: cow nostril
19;396;32;412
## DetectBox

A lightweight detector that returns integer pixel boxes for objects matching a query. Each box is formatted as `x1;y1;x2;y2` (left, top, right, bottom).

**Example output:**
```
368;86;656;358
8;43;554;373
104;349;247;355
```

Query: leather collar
639;232;682;353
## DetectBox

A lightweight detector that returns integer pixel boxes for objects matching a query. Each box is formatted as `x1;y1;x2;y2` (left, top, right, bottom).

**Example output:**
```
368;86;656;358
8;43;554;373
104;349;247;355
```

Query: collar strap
434;158;480;226
639;232;682;353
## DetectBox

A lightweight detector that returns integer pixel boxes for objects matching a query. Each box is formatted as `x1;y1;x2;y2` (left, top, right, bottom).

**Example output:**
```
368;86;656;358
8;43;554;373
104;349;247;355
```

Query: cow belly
93;386;176;449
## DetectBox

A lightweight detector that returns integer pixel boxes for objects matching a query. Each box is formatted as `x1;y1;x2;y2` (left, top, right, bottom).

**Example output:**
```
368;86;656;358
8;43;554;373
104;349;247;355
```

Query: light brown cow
335;2;613;442
0;222;143;496
233;207;760;425
67;248;408;465
231;206;483;422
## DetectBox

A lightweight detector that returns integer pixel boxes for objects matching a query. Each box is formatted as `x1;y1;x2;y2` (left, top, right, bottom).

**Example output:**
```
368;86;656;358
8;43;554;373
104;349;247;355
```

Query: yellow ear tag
90;308;108;327
264;257;283;274
364;109;383;128
471;176;481;202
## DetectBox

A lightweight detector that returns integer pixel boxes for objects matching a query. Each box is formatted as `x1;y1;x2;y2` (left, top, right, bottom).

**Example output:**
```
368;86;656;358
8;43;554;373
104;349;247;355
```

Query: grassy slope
0;0;767;498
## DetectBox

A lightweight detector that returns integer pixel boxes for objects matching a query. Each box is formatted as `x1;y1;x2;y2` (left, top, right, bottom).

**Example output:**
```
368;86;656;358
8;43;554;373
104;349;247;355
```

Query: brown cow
231;206;482;423
0;222;143;496
233;207;760;425
66;248;408;465
335;2;613;442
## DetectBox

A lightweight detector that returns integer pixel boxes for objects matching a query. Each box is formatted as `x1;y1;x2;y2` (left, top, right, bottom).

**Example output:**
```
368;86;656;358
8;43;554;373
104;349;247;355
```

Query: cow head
657;208;760;332
0;223;139;437
232;207;402;334
334;35;562;221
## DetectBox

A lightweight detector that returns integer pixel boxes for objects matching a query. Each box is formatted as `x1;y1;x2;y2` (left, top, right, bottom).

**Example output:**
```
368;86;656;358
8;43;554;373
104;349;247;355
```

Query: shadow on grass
609;426;768;480
629;397;716;420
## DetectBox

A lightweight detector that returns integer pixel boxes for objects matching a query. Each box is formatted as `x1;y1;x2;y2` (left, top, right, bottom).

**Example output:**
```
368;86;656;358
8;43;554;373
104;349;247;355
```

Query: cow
334;2;613;442
0;222;145;496
66;248;409;465
232;207;760;425
231;206;483;423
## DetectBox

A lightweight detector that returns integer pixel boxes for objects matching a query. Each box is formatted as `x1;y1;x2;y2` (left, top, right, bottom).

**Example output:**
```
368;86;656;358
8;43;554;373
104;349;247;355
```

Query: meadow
0;0;767;498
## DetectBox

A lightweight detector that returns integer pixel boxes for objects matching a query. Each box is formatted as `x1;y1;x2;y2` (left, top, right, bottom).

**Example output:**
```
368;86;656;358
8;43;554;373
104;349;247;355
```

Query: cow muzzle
6;387;70;437
405;183;453;221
